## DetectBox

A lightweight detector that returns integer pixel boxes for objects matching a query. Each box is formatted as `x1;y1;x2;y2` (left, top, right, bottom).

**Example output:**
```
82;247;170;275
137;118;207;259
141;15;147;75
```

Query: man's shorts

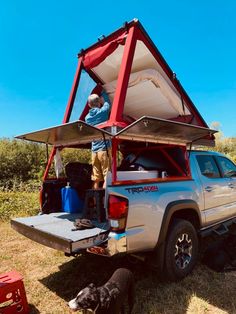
91;149;112;181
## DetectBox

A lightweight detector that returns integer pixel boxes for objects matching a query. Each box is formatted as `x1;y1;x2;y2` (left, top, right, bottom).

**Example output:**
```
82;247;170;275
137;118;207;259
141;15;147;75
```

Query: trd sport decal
125;186;158;194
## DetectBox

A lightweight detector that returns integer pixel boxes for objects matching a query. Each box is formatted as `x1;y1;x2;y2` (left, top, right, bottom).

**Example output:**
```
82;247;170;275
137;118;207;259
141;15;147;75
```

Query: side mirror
226;170;236;178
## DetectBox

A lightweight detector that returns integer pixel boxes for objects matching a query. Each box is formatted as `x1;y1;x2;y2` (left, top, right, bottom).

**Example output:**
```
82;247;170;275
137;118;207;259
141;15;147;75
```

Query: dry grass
1;222;236;314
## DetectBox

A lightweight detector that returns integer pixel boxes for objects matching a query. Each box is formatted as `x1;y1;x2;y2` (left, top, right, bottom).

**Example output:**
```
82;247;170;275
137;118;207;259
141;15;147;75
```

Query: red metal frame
42;20;210;181
79;20;208;129
83;22;208;130
113;176;192;186
159;147;186;177
63;57;84;123
108;26;137;126
117;143;189;179
77;21;135;59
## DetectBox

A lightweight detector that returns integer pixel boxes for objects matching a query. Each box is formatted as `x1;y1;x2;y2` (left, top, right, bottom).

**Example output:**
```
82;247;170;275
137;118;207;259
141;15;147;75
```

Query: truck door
215;155;236;208
195;154;233;224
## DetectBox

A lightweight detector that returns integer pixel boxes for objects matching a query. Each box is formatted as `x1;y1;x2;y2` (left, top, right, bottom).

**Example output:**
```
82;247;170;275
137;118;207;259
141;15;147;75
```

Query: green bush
213;136;236;157
0;191;40;221
0;138;91;186
61;147;91;164
0;138;47;188
0;139;92;221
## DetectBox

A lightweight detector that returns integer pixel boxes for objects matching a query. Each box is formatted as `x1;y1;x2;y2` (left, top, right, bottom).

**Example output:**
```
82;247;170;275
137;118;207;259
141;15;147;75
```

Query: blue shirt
85;91;111;152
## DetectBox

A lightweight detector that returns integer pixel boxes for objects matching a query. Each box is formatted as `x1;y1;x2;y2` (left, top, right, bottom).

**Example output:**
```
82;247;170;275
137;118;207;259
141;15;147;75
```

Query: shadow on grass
39;253;135;301
29;303;40;313
40;254;236;314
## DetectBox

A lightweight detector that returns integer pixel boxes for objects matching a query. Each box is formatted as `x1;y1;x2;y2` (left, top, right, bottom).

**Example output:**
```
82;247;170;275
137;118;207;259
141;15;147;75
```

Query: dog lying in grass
202;233;236;272
68;268;135;313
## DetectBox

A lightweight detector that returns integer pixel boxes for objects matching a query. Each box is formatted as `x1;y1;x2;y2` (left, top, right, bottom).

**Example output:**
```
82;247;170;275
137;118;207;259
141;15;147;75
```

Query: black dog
202;233;236;272
68;268;135;313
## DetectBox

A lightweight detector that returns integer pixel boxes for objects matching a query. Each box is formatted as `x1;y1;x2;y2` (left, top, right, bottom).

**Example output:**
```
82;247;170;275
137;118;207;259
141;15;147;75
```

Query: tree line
0;138;90;189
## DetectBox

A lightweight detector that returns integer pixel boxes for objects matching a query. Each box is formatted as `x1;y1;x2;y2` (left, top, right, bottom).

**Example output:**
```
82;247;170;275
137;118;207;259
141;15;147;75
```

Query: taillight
108;195;128;232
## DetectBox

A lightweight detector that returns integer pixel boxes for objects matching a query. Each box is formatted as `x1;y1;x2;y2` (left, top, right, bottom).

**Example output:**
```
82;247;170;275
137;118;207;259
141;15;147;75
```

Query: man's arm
100;90;111;112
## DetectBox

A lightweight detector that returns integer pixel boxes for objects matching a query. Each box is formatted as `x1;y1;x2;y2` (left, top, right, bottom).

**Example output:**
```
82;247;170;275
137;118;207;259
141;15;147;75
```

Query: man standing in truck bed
85;91;112;189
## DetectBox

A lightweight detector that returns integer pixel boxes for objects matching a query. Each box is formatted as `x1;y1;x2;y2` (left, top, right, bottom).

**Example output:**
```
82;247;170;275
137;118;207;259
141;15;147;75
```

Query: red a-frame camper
17;19;215;183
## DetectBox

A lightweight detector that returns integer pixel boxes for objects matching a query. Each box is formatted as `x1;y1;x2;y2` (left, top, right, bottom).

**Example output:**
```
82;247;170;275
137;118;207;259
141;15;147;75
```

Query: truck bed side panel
107;179;201;253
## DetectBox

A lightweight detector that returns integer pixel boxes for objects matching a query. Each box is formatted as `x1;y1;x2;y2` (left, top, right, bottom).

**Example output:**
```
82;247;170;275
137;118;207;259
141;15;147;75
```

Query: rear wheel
164;219;199;281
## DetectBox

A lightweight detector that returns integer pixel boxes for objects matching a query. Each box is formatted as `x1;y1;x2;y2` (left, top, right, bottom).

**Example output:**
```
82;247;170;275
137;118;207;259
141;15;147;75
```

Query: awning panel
15;121;112;147
16;117;216;147
115;116;216;145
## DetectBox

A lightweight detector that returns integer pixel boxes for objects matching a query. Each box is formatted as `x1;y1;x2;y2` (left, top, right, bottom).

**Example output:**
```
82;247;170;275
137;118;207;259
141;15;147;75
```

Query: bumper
87;231;127;257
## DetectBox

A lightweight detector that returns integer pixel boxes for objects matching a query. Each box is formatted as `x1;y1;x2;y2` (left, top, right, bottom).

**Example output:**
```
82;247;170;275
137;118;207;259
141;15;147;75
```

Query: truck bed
11;212;109;254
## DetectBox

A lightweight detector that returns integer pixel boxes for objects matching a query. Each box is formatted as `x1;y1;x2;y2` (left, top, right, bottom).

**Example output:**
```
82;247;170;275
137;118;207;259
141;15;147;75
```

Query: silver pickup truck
106;148;236;280
11;132;236;281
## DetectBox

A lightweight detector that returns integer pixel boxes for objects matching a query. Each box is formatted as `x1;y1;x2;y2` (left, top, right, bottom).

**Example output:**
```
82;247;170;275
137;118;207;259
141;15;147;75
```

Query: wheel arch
157;200;201;247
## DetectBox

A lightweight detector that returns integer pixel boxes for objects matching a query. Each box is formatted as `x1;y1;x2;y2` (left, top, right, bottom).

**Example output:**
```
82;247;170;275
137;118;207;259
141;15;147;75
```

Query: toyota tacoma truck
11;19;236;281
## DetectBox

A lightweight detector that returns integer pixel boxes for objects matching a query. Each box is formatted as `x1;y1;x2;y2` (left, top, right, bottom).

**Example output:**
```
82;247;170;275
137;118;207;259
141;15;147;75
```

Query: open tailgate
11;213;109;254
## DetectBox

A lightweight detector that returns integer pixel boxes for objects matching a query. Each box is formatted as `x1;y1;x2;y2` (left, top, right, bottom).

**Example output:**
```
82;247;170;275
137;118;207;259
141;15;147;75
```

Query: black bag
65;162;92;188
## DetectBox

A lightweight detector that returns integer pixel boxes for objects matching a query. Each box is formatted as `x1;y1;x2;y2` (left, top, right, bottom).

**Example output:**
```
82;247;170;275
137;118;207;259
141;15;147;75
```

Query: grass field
1;222;236;314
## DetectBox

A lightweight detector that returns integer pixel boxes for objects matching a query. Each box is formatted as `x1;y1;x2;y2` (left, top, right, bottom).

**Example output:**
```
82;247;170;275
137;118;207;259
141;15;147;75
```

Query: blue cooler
61;184;83;213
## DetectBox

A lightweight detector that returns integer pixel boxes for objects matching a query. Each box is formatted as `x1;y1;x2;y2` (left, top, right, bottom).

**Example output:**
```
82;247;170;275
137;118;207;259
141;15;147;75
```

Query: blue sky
0;0;235;138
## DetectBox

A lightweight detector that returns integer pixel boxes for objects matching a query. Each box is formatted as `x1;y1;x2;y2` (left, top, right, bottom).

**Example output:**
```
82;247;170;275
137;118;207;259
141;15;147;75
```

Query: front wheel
164;219;199;281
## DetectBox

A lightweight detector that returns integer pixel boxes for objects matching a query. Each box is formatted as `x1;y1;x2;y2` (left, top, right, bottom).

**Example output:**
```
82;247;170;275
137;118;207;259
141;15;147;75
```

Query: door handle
205;186;213;192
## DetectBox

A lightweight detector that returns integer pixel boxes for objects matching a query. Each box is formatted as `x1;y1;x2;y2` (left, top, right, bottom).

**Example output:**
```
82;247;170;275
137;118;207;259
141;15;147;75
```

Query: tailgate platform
11;213;109;254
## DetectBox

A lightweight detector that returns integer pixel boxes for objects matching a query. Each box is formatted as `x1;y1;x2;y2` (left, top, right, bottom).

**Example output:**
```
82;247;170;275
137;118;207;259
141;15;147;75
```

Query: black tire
164;219;199;281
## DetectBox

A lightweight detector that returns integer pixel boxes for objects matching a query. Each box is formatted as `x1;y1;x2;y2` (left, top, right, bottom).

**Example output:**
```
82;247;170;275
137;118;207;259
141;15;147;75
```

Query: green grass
0;191;236;313
0;191;39;221
0;221;236;314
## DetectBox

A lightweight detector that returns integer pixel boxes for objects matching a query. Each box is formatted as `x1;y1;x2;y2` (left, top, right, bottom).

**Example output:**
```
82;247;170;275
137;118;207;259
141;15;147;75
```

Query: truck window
196;155;221;178
216;156;236;178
